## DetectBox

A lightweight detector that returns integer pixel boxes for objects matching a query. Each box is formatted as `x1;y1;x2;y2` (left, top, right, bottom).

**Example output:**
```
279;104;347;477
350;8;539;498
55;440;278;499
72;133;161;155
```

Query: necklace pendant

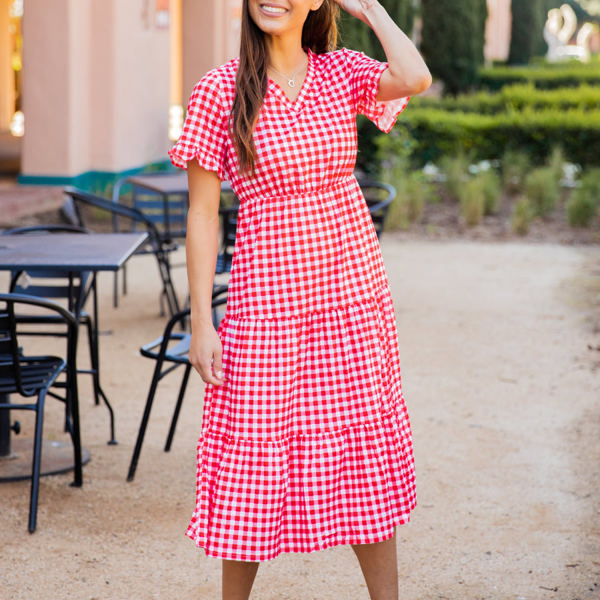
287;79;296;88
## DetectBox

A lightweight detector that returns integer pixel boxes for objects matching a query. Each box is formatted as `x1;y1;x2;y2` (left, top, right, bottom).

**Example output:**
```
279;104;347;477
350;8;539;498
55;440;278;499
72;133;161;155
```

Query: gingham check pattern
170;49;415;562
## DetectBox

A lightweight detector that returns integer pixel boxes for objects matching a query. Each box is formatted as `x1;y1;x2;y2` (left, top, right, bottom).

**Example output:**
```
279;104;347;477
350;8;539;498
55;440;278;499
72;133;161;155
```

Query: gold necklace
268;58;307;88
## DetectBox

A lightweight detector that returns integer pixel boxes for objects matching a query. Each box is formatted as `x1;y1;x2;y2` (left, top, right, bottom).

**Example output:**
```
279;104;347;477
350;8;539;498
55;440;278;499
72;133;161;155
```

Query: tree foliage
420;0;488;95
508;0;544;64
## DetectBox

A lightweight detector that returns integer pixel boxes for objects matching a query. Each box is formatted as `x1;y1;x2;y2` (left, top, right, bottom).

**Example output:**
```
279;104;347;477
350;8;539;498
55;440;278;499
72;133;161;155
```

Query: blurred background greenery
339;0;600;235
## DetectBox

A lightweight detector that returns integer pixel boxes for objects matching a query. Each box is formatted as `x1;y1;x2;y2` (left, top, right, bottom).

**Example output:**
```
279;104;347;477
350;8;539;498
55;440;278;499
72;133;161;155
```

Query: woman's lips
259;4;289;17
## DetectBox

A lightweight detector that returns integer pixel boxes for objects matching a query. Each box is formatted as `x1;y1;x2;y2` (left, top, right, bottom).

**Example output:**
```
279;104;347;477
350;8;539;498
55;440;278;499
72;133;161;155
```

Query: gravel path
1;239;598;600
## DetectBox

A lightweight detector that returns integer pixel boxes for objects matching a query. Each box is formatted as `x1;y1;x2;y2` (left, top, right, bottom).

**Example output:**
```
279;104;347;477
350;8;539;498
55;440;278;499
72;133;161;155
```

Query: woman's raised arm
334;0;432;100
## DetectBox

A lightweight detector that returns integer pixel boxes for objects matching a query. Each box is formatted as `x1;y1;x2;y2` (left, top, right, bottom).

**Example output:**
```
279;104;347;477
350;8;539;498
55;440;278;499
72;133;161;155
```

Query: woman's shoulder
190;57;239;102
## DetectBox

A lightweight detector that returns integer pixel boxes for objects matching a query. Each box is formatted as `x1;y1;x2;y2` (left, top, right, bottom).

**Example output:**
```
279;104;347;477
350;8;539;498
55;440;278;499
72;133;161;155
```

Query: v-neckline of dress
267;49;314;110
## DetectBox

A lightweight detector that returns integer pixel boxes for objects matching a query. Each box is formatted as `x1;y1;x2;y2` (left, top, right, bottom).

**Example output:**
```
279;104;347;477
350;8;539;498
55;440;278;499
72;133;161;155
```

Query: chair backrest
0;298;23;392
0;293;76;397
1;225;92;315
358;180;397;240
112;176;187;241
63;186;163;250
217;206;238;274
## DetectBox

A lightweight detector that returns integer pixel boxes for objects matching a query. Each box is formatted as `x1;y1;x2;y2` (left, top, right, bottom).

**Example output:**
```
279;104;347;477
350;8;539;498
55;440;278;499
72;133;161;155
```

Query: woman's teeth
261;5;287;14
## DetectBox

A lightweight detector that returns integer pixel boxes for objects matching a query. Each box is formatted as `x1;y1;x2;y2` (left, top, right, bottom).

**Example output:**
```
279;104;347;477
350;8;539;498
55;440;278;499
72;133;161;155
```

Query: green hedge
401;107;600;166
413;84;600;113
479;63;600;90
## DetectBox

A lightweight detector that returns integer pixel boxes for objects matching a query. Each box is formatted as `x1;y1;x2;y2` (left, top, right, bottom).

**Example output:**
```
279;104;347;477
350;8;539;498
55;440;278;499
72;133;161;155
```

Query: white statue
544;3;597;62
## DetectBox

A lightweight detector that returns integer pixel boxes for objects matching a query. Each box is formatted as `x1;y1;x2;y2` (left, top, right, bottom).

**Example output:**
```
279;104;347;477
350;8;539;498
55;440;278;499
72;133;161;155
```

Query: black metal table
0;232;148;481
122;174;190;240
124;173;233;197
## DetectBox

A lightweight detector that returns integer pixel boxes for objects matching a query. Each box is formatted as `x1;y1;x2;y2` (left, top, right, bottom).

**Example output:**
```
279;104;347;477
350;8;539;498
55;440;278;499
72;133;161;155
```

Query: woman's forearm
186;211;219;325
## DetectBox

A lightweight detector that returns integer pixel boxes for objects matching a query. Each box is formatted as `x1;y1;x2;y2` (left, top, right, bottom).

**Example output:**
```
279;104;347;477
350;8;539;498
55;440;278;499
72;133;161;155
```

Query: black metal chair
112;175;187;242
110;176;184;309
0;292;82;532
126;289;228;482
215;185;239;276
359;180;397;240
1;225;116;444
63;186;181;319
216;204;238;275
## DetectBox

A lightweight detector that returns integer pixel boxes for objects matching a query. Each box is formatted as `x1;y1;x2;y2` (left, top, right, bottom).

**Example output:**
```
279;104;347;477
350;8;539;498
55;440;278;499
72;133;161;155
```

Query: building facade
1;0;512;186
0;0;242;185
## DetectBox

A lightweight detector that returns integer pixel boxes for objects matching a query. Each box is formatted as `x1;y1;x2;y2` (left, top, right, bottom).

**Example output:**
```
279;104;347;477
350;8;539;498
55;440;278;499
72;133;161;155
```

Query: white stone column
485;0;512;63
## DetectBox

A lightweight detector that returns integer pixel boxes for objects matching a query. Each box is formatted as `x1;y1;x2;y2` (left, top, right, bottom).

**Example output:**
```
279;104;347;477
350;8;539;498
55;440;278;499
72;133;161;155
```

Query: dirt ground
0;237;599;600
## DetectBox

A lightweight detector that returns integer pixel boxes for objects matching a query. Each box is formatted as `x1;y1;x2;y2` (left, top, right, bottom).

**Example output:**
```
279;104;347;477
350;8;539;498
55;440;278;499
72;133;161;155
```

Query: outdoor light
10;111;24;137
9;0;23;18
169;105;183;141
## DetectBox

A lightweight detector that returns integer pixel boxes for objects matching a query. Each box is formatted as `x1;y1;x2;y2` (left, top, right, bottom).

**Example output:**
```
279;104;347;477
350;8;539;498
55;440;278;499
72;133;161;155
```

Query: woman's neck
265;32;307;73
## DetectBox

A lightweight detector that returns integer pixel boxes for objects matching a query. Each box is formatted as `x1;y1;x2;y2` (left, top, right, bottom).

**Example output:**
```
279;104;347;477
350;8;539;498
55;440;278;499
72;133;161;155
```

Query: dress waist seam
256;175;358;203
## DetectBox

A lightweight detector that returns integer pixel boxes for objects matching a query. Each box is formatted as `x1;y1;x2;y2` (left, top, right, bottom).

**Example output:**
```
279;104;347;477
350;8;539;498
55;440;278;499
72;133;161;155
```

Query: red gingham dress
169;48;416;562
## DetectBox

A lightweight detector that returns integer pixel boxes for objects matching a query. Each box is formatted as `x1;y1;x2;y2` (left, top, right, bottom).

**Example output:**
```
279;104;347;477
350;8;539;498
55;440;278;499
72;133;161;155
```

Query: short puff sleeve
168;70;227;178
343;48;409;133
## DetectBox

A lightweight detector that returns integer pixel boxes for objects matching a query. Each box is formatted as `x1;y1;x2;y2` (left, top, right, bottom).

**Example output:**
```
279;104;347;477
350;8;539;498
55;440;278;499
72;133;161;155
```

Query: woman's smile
249;1;317;35
259;3;289;17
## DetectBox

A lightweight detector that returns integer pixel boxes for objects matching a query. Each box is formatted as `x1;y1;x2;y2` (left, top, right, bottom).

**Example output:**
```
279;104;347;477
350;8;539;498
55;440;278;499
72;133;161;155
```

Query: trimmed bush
567;169;600;227
401;107;600;167
567;194;598;227
547;146;566;185
402;173;430;223
439;153;471;202
478;170;502;215
479;63;600;90
460;178;485;226
386;173;430;230
502;149;532;195
512;197;534;235
412;84;600;114
525;167;561;216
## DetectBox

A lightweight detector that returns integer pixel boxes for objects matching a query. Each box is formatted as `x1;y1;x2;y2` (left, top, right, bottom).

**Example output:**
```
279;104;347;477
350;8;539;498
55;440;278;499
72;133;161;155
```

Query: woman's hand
188;321;225;386
332;0;378;24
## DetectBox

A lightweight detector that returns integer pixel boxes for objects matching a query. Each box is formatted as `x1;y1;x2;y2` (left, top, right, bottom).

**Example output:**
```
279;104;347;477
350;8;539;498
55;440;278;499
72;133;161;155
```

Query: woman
169;1;431;598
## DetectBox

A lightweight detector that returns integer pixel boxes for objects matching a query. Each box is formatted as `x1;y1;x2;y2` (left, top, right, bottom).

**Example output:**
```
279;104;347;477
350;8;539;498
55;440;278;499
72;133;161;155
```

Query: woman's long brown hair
231;0;339;174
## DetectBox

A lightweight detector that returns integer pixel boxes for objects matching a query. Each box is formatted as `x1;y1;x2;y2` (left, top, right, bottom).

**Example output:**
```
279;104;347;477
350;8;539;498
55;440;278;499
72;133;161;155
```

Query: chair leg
66;330;83;488
159;288;167;318
164;364;192;452
156;255;180;319
84;317;101;406
126;359;165;481
29;391;46;533
81;314;116;444
97;386;117;445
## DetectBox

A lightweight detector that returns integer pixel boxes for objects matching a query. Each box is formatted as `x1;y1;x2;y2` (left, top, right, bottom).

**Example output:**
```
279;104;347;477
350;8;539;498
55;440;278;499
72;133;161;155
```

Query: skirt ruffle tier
186;290;416;562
